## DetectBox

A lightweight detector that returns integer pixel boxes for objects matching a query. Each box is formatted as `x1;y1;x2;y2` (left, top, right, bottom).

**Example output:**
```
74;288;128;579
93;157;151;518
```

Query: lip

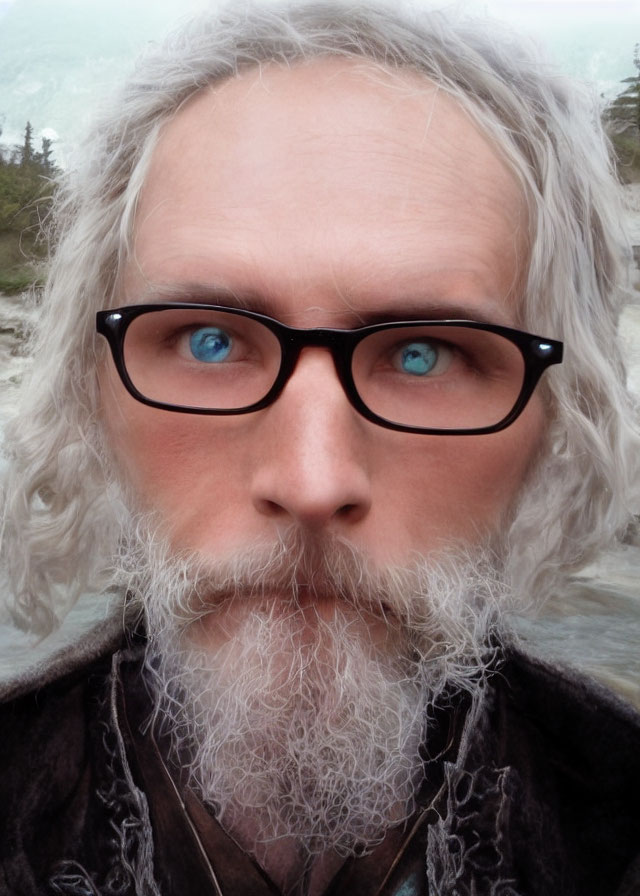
185;584;405;652
231;587;400;626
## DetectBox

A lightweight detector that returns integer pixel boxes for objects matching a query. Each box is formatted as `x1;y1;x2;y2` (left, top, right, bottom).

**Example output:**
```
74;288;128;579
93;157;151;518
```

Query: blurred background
0;0;638;165
0;0;638;290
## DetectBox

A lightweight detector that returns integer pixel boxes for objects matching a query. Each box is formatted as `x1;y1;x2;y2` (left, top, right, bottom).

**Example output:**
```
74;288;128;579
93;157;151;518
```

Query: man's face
100;59;544;642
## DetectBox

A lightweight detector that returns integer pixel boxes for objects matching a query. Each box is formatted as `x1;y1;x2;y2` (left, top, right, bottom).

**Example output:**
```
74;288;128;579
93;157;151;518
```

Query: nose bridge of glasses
279;325;357;390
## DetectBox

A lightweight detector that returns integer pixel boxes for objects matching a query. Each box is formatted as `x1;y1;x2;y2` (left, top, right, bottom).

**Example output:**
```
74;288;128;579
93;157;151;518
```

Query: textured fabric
0;639;639;895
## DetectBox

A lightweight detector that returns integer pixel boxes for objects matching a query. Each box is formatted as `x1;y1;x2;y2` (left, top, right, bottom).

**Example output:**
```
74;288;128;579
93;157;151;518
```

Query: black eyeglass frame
96;303;563;435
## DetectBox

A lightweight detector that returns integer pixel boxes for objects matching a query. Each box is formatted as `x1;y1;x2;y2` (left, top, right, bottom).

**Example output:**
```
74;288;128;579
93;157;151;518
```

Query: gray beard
117;521;508;868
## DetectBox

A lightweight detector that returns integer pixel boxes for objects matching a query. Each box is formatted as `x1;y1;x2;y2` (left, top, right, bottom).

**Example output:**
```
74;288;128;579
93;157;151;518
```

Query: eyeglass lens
121;307;526;430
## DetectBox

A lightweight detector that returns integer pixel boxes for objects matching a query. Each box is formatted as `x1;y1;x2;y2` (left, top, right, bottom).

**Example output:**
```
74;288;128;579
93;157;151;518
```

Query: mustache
119;520;507;649
125;526;390;619
189;532;388;610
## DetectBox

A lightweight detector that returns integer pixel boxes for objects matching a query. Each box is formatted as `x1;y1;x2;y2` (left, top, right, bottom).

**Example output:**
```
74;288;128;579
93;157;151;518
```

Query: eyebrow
134;282;512;327
137;282;264;311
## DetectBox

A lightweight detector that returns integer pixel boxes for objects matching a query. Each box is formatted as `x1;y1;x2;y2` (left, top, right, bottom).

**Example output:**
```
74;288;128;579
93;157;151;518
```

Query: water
0;290;38;470
0;289;37;413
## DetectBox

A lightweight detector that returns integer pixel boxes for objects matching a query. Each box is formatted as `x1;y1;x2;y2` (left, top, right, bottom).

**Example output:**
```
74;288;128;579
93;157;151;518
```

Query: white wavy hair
2;1;638;634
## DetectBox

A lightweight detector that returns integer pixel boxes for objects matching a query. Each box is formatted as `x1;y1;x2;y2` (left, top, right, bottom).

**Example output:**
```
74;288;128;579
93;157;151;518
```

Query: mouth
179;578;404;647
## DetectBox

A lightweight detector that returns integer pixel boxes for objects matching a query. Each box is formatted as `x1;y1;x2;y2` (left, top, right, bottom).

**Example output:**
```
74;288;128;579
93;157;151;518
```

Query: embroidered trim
425;684;522;896
48;652;161;896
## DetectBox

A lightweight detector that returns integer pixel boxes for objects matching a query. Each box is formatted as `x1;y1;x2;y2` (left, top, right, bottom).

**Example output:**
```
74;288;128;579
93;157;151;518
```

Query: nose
250;348;372;530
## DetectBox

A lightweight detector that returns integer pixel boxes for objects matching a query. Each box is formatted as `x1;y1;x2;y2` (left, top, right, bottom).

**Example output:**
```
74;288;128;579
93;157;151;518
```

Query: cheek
99;365;249;537
372;399;545;550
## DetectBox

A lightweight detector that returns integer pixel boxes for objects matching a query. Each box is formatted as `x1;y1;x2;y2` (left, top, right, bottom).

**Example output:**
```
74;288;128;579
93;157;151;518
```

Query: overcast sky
0;0;638;161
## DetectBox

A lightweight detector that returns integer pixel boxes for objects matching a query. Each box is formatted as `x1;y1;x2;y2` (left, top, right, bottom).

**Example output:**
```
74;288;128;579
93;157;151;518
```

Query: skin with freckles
99;59;545;638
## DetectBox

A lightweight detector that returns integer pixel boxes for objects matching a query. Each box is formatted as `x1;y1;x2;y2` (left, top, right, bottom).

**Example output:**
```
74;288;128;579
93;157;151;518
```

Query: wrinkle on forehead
127;56;528;322
143;57;521;219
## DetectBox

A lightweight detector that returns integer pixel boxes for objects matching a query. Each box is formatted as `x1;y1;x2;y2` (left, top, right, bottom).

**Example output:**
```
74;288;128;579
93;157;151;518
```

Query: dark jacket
0;638;639;896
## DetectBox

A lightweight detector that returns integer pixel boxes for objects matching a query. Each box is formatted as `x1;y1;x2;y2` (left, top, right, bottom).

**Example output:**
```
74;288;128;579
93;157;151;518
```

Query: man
1;3;639;894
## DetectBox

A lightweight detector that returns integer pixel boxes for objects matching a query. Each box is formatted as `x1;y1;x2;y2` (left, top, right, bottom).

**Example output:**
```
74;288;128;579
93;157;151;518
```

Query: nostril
337;501;369;523
255;498;288;518
338;503;357;517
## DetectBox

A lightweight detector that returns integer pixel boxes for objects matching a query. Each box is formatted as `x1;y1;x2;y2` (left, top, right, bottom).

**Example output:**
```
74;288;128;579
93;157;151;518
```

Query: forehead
126;57;528;325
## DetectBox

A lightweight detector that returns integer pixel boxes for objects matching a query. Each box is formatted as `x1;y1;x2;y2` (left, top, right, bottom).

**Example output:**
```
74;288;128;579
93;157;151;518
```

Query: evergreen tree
0;119;59;290
0;122;57;239
39;137;54;173
606;45;640;136
21;120;34;166
605;47;640;182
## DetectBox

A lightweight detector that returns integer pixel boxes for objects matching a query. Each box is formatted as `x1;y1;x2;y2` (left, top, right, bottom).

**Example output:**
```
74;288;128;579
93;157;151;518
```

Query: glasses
96;303;563;435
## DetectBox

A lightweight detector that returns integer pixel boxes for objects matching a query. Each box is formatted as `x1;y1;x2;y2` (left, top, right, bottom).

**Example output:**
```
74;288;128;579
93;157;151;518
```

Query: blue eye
399;342;438;376
189;327;232;363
